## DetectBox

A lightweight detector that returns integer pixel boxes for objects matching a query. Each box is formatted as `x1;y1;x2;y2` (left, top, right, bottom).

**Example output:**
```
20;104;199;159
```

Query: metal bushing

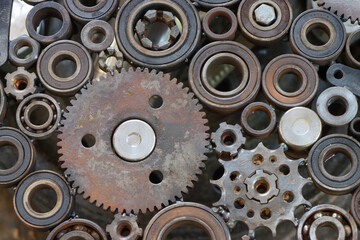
262;54;319;109
16;93;61;139
279;107;322;151
237;0;293;46
4;67;37;101
188;41;261;113
290;9;346;65
297;204;358;240
0;127;36;187
308;134;360;195
26;2;72;46
349;117;360;141
0;81;7;124
81;20;114;52
47;218;107;240
23;0;46;6
241;102;276;138
14;170;74;230
203;7;238;41
106;214;143;240
115;0;201;71
191;0;240;9
64;0;118;24
345;29;360;69
37;40;93;96
9;35;41;69
351;187;360;226
143;202;231;240
316;87;358;127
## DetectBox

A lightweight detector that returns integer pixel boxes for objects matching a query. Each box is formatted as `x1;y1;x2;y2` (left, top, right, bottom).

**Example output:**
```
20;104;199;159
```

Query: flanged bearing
297;204;358;240
308;134;360;195
46;218;107;240
316;86;358;127
345;29;360;69
0;81;7;124
191;0;240;9
0;127;36;187
64;0;118;24
262;54;319;109
203;7;238;41
290;9;346;65
106;214;142;240
37;40;93;96
16;93;61;139
188;41;261;113
26;2;72;46
241;102;276;138
8;35;41;69
13;170;74;230
237;0;293;45
115;0;201;71
4;67;37;101
81;20;114;52
143;202;231;240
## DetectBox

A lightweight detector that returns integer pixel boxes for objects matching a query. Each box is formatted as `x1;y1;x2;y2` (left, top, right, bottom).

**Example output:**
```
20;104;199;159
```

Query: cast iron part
46;218;107;240
9;35;41;69
0;0;12;67
188;41;261;113
37;40;94;96
106;214;142;240
81;20;114;52
115;0;201;71
64;0;118;24
26;2;72;46
191;0;240;9
4;67;37;101
143;202;231;240
14;170;74;230
327;64;360;96
0;127;36;187
308;134;360;195
0;81;7;124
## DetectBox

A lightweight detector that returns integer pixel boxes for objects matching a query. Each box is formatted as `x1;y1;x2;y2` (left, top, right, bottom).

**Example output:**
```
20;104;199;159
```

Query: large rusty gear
314;0;360;24
211;143;311;237
58;68;208;214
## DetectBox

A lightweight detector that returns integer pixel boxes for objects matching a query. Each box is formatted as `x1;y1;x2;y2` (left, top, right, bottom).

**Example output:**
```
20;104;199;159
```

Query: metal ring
349;117;360;141
8;35;41;69
345;29;360;69
191;0;240;9
81;20;114;52
202;7;237;41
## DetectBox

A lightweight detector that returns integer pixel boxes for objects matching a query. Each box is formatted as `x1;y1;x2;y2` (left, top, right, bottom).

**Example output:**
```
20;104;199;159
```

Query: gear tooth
177;82;184;88
128;67;135;72
150;69;157;74
135;67;142;73
143;68;149;73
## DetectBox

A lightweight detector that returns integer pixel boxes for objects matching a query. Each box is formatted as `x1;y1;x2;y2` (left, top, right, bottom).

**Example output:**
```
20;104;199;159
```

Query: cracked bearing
58;68;208;213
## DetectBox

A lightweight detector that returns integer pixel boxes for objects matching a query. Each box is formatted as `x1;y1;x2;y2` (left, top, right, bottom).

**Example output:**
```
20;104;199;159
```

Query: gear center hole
117;223;132;237
221;130;236;146
13;77;28;90
254;178;270;194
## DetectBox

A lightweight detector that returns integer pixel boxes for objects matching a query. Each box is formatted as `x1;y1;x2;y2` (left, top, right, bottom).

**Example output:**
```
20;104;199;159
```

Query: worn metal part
115;0;201;71
349;117;360;141
316;87;358;127
211;143;311;237
81;20;114;52
37;40;93;96
9;35;41;69
308;134;360;195
314;0;360;24
279;107;322;151
345;29;360;69
0;81;7;124
98;47;123;75
241;102;276;138
351;186;360;226
262;54;319;109
26;2;72;46
290;9;346;65
0;0;12;67
297;204;358;240
238;0;293;45
211;122;246;159
106;214;142;240
202;7;237;41
4;67;37;101
143;202;231;240
23;0;46;6
191;0;240;9
58;68;208;213
188;41;261;113
64;0;118;24
14;170;74;230
16;93;61;139
326;64;360;96
0;127;36;187
46;218;107;240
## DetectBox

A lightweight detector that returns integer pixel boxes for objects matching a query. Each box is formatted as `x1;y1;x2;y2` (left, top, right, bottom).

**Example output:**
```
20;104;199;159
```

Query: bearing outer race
203;7;237;41
188;41;261;112
290;9;346;65
9;35;40;69
37;40;92;94
0;128;35;187
192;0;240;9
115;0;201;71
308;134;360;194
262;54;319;109
26;2;72;46
14;170;74;230
350;186;360;226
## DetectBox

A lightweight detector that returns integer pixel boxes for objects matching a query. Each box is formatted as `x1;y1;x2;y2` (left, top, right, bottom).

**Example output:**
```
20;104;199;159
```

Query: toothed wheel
314;0;360;24
58;68;208;213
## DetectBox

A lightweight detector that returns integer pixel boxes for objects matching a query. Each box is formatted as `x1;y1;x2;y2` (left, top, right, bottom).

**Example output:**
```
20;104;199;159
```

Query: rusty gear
106;214;142;240
211;143;311;237
58;68;208;213
314;0;360;24
4;67;37;101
